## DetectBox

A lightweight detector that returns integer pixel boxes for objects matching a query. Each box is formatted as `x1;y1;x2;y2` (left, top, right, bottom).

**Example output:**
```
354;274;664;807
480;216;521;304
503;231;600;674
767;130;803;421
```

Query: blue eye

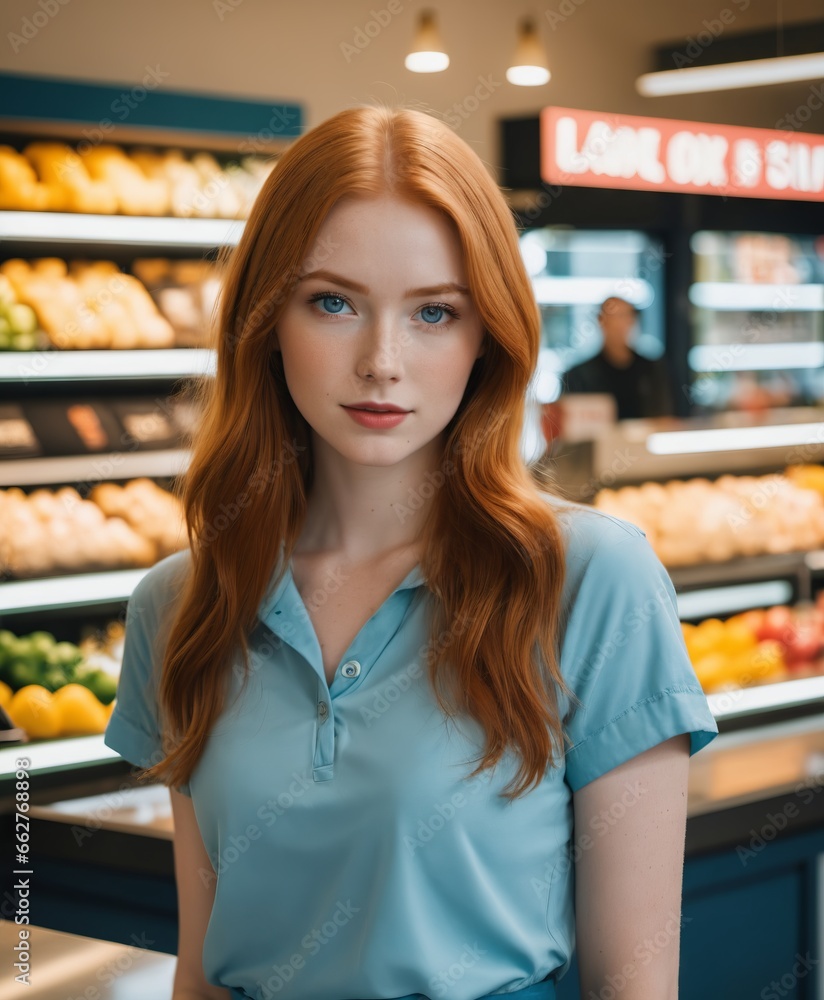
419;305;446;324
415;302;460;327
310;293;352;315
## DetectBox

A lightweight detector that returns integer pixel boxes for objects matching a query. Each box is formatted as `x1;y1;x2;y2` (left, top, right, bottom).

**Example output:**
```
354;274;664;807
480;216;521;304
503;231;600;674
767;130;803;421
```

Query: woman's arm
169;787;233;1000
572;733;691;1000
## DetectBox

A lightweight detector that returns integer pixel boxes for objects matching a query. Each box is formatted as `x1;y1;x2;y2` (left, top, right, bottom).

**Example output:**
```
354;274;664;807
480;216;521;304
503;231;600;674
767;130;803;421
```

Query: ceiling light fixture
506;17;551;86
636;50;824;96
405;9;449;73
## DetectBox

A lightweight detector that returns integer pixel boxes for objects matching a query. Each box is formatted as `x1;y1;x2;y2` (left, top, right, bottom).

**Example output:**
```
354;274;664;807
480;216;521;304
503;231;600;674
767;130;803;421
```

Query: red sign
540;106;824;202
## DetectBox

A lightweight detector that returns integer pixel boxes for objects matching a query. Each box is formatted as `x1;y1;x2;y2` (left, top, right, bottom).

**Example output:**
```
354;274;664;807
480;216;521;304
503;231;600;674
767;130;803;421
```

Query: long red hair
142;103;573;801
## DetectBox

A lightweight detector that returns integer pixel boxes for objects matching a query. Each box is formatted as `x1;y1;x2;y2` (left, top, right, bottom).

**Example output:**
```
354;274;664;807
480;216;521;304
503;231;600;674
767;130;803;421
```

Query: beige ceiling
1;0;822;174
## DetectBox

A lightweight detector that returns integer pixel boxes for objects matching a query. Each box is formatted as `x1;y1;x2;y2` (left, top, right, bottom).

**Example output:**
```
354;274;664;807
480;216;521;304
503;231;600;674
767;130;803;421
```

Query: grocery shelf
0;567;149;614
0;348;215;382
707;674;824;723
0;448;190;486
0;733;120;784
675;579;794;620
0;210;244;247
688;281;824;311
688;342;824;372
669;549;823;600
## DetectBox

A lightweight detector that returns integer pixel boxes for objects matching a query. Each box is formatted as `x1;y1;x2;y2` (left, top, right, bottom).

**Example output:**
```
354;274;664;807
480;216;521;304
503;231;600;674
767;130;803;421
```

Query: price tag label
121;411;174;443
0;417;37;450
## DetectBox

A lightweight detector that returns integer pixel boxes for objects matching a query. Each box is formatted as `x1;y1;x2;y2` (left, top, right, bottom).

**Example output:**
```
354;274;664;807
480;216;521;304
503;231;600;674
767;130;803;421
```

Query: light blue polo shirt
104;496;719;1000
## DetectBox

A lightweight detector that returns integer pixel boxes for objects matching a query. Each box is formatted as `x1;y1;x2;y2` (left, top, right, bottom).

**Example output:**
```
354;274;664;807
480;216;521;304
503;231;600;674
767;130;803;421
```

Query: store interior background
3;0;824;170
2;1;824;998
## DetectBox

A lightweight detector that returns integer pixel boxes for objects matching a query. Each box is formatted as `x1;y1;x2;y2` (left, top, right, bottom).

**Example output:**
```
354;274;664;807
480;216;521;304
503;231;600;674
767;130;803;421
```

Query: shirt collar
256;544;425;624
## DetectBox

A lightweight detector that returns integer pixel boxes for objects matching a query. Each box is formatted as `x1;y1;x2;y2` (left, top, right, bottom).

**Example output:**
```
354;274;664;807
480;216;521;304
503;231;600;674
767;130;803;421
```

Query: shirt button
318;701;329;721
341;660;361;678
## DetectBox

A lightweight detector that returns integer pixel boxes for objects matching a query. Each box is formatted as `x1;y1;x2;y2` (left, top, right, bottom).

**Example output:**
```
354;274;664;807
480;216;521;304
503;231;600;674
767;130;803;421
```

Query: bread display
0;140;276;218
594;469;824;566
0;479;185;578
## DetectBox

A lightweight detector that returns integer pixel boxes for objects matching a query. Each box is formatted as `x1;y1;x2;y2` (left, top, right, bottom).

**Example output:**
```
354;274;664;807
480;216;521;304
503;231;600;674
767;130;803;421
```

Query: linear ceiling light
636;50;824;96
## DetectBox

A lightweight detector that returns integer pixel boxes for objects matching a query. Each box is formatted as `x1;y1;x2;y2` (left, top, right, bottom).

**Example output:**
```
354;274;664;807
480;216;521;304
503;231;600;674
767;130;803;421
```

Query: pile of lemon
681;617;786;693
0;681;115;739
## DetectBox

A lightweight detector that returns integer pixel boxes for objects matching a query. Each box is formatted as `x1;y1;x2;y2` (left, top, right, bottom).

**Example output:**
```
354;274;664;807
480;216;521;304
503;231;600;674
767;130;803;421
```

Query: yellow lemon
8;684;62;739
52;683;107;736
718;620;759;657
693;653;730;692
0;680;13;709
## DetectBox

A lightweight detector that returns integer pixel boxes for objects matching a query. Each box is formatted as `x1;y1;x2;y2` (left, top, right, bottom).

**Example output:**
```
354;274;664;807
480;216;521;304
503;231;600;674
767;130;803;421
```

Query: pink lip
345;401;410;413
342;405;409;429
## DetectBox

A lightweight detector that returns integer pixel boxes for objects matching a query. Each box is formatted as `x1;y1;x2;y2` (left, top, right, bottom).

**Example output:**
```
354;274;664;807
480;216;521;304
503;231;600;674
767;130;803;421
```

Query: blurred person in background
562;295;674;420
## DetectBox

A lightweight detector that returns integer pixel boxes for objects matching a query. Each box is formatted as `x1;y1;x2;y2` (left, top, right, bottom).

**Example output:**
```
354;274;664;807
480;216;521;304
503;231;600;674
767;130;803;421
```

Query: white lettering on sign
765;141;824;193
732;139;761;188
666;132;728;186
555;116;665;182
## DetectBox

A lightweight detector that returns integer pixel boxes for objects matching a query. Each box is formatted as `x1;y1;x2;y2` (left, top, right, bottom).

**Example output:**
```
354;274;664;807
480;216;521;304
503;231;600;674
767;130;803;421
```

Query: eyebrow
297;268;469;298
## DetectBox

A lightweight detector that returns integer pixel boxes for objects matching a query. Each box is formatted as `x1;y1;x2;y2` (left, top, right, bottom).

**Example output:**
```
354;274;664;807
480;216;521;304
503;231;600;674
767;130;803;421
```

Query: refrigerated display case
688;229;824;412
519;225;667;406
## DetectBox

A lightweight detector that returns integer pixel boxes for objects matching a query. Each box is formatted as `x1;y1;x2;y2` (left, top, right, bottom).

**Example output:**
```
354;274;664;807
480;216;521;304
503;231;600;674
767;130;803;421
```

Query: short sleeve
558;519;719;792
103;562;192;798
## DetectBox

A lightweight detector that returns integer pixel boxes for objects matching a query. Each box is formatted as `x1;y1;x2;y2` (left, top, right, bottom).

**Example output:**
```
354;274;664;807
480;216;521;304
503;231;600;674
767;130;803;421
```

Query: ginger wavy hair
142;102;574;801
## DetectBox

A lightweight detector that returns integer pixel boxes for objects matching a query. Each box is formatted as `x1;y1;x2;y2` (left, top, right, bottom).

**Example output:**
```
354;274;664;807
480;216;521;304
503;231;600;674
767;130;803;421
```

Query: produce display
0;273;43;351
132;258;221;348
595;469;824;566
0;141;275;218
786;464;824;498
0;623;123;739
89;478;186;559
683;594;824;693
0;479;185;578
0;257;175;350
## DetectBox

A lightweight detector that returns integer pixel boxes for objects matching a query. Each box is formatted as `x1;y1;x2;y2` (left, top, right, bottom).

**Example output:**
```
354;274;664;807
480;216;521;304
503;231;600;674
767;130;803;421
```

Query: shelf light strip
0;348;216;381
0;210;245;247
707;674;824;720
0;568;149;613
531;276;654;307
688;342;824;372
646;421;824;455
0;735;122;776
688;282;824;311
676;580;793;620
0;449;190;487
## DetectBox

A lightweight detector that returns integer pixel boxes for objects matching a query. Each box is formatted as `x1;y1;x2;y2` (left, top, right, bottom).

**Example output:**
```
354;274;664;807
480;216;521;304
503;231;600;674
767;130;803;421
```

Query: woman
104;104;718;1000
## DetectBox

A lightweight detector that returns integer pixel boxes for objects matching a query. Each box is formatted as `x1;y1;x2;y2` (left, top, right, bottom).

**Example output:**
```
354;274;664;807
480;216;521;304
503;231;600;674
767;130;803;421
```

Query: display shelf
0;567;150;614
707;674;824;723
688;282;824;311
0;734;120;784
0;209;243;248
669;548;822;601
0;348;215;383
0;448;190;486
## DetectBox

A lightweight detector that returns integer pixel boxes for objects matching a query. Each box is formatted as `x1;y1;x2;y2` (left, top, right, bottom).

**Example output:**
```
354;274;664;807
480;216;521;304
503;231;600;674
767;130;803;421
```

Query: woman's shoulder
538;491;648;566
129;547;193;615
